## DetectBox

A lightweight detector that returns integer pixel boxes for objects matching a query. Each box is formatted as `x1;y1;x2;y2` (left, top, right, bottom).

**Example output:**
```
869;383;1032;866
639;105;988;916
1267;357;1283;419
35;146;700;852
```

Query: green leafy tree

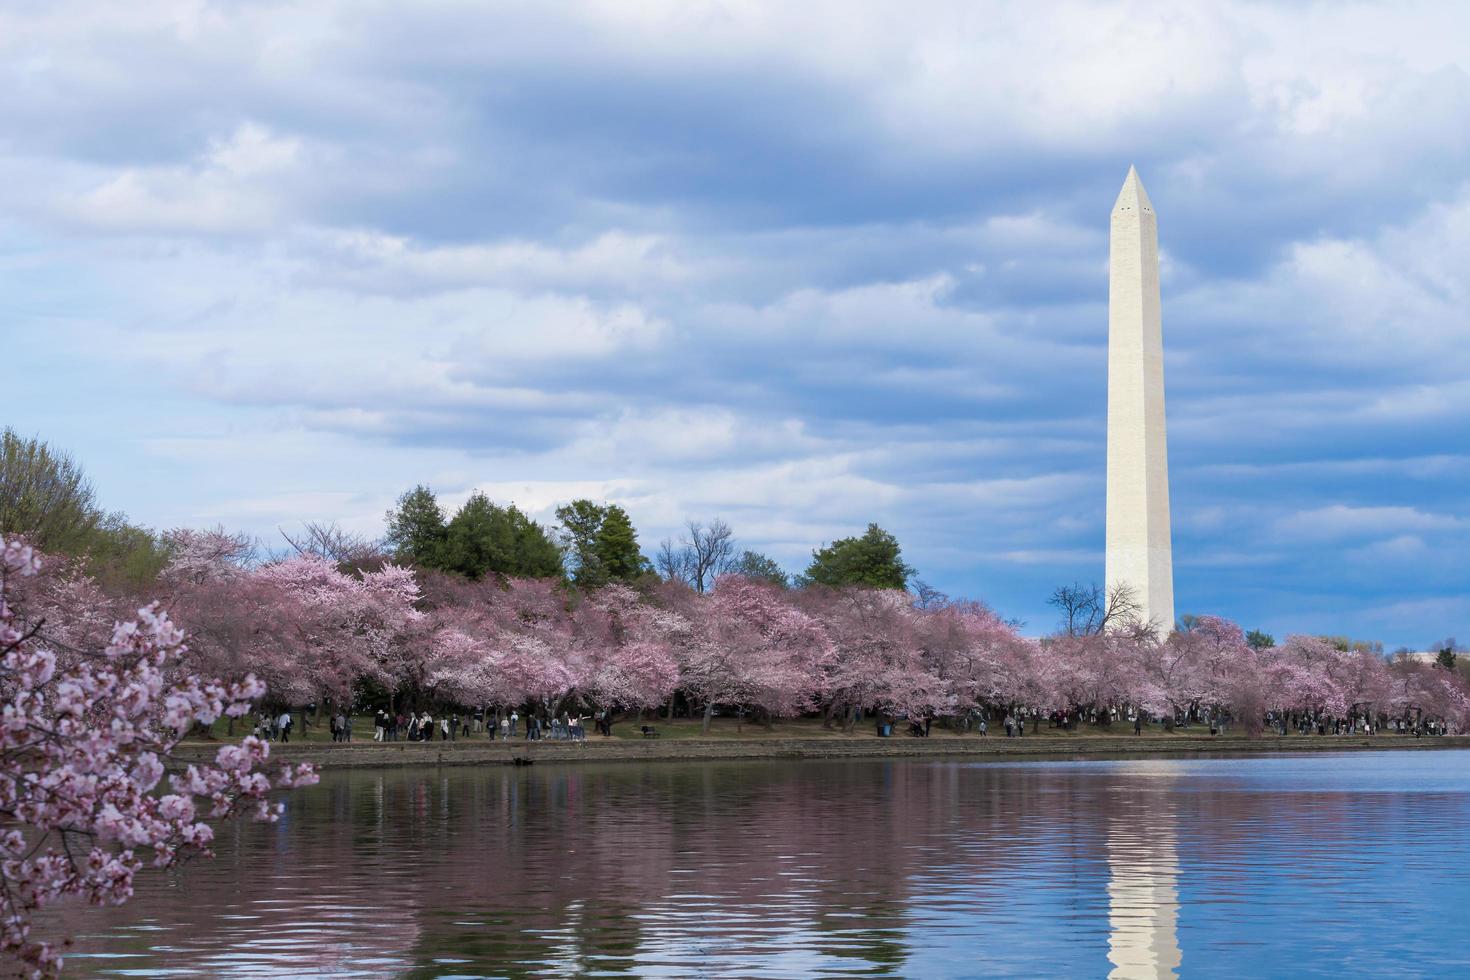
384;485;449;568
0;428;100;553
594;505;648;583
1245;629;1275;650
556;499;609;587
87;513;171;590
556;499;648;587
0;429;167;588
731;549;788;587
803;523;913;590
443;492;562;580
1322;635;1383;655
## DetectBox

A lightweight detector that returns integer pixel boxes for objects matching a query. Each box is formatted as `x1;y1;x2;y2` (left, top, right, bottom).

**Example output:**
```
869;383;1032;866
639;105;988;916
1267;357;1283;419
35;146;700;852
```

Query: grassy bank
177;715;1470;769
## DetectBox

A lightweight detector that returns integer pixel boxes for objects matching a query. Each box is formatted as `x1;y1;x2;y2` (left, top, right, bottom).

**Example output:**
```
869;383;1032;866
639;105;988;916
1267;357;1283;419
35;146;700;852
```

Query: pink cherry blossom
0;538;315;976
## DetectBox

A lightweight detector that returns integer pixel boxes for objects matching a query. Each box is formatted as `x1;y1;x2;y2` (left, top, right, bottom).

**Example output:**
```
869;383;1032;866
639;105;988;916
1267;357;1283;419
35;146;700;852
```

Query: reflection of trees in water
391;762;920;975
49;759;1458;977
58;761;1134;975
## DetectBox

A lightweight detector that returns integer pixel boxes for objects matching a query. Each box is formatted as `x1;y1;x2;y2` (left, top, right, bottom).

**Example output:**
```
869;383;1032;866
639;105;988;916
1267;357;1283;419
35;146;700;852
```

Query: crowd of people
317;708;599;742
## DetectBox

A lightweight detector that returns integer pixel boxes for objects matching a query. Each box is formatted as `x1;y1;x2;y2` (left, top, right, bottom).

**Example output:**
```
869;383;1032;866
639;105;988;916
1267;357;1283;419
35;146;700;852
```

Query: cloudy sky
3;1;1467;647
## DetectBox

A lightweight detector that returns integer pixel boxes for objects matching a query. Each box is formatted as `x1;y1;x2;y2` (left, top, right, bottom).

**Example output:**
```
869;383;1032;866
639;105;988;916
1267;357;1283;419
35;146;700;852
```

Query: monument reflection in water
1106;810;1182;978
54;751;1470;978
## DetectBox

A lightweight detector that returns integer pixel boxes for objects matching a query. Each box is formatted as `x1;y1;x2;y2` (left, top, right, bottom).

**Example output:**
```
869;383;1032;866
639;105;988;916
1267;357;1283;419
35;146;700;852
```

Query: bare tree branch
279;521;382;571
657;519;736;592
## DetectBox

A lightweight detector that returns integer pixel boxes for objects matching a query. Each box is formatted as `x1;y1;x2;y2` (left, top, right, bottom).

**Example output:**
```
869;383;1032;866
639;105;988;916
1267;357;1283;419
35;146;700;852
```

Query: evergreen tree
731;549;788;587
594;505;647;582
556;499;649;587
384;485;448;569
443;492;562;580
504;505;566;579
555;499;609;587
1245;629;1275;650
803;523;913;590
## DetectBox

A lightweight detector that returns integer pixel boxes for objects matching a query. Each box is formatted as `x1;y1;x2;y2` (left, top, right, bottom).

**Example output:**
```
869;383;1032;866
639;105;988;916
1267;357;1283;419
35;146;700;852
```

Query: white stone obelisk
1105;166;1174;632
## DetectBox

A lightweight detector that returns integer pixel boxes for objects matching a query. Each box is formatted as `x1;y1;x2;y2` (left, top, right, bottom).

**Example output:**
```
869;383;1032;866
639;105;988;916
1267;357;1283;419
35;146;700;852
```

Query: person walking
374;709;386;742
500;716;510;742
440;715;450;741
277;710;293;743
343;713;353;742
1134;712;1143;736
979;716;987;736
1004;713;1014;738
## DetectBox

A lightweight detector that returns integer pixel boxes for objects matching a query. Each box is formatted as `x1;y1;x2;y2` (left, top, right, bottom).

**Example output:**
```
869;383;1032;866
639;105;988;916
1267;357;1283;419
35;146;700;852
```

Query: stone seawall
174;733;1470;771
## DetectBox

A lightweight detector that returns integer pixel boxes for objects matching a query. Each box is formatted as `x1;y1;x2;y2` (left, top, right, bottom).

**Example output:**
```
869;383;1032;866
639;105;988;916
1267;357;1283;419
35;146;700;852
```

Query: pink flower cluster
0;538;315;977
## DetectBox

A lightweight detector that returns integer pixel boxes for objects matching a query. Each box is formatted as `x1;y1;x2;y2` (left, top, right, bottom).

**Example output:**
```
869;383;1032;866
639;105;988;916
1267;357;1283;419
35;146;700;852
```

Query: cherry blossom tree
576;584;684;712
912;600;1018;716
0;537;315;976
253;556;422;713
684;576;833;731
808;587;952;729
158;528;255;587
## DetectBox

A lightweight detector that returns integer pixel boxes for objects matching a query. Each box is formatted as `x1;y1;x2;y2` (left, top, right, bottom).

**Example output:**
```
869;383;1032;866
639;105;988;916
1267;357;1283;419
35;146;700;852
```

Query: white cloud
4;0;1469;649
62;123;308;234
1274;505;1467;541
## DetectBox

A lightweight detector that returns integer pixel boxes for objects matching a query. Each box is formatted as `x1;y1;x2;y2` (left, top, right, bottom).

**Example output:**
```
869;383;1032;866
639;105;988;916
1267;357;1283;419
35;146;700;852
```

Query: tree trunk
665;695;675;721
702;702;714;734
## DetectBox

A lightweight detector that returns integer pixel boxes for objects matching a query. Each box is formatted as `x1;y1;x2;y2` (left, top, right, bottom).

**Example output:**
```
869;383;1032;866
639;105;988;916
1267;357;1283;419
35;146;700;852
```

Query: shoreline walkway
176;731;1470;770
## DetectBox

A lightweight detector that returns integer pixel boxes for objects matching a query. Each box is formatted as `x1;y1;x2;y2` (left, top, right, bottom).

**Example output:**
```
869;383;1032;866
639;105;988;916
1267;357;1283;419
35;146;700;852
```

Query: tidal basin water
61;749;1470;978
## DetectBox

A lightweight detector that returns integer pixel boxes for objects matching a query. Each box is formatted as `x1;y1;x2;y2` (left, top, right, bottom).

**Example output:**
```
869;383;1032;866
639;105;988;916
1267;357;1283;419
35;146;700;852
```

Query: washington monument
1105;166;1174;631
